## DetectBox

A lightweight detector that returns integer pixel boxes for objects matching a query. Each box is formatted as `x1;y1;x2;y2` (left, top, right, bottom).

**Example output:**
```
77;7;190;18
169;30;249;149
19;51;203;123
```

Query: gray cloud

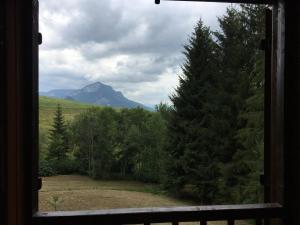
39;69;89;91
39;0;228;105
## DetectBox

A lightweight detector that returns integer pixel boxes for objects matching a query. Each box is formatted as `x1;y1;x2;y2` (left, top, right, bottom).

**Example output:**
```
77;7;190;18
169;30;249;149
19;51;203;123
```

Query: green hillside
39;96;99;131
39;96;100;159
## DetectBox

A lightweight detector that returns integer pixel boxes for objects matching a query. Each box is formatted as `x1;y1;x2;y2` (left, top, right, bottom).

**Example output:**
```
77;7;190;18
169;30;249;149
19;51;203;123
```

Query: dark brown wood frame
2;0;298;225
33;204;283;225
0;0;6;223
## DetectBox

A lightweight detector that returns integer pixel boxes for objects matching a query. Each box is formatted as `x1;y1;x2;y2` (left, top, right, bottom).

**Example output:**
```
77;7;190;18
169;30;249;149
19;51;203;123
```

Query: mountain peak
39;81;152;110
81;82;112;93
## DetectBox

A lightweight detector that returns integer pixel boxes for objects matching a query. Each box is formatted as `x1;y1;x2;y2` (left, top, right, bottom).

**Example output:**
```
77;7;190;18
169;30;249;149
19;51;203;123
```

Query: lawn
39;175;250;225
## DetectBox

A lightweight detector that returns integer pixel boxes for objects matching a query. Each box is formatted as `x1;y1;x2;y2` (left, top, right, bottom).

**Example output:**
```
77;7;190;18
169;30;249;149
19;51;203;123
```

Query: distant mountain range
40;82;152;110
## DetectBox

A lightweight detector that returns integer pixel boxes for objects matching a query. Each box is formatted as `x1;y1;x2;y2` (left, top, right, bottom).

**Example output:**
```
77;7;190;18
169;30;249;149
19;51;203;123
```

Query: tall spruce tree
215;5;266;203
47;104;69;163
229;5;266;203
165;5;266;204
165;20;227;203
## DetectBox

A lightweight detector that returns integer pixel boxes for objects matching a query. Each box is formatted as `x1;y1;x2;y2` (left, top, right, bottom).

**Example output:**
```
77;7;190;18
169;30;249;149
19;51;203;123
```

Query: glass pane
39;0;266;212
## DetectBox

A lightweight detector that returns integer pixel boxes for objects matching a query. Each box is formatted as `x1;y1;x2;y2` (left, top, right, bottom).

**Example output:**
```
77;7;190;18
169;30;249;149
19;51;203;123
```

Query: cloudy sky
39;0;229;106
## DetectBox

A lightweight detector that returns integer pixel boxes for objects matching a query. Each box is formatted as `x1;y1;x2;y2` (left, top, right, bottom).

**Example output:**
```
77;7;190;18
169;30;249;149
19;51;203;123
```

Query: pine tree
229;5;266;203
47;104;69;163
215;5;266;203
165;20;226;203
165;5;266;204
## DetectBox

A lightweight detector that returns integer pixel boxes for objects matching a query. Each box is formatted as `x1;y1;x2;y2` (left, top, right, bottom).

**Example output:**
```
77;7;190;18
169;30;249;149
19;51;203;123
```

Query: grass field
39;175;250;225
39;175;195;211
39;96;99;131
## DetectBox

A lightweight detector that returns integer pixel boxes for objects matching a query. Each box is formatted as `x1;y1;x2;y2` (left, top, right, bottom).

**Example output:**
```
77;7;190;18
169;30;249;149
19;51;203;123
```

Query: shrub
55;158;77;174
39;160;57;177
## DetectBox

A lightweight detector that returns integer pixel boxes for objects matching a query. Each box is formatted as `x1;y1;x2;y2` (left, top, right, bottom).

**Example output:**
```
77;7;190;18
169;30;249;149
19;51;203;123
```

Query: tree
165;20;226;203
165;5;266;204
226;5;266;203
213;5;266;203
71;107;118;178
46;104;69;173
71;108;100;175
155;102;172;122
92;107;118;179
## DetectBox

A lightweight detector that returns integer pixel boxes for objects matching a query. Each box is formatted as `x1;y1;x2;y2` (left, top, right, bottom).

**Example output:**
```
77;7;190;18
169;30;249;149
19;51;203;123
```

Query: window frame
1;0;287;225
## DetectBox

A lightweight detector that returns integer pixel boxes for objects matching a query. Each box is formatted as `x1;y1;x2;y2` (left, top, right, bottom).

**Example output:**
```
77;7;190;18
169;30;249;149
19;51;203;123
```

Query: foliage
70;107;169;182
39;159;57;177
164;20;227;203
228;5;265;203
48;195;64;211
39;96;97;131
46;104;71;174
39;128;49;161
164;5;266;204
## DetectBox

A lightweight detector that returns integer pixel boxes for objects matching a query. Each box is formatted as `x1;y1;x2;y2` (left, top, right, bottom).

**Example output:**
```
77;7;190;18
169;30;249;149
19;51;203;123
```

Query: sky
39;0;229;107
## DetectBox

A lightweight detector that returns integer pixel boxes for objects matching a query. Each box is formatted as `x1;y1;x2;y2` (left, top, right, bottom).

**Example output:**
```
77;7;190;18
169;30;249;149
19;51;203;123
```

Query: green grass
39;96;100;131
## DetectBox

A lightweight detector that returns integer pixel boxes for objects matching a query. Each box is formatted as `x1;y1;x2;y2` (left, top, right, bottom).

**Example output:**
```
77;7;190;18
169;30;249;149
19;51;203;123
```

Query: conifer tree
228;5;266;203
165;5;266;204
215;5;266;203
165;20;227;203
47;104;69;163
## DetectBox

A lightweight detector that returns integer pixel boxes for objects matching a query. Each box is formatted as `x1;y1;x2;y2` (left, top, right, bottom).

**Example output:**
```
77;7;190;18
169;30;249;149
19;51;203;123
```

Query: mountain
40;82;151;110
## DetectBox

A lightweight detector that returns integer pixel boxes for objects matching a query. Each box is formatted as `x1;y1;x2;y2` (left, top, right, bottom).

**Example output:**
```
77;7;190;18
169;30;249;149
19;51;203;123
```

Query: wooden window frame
2;0;293;225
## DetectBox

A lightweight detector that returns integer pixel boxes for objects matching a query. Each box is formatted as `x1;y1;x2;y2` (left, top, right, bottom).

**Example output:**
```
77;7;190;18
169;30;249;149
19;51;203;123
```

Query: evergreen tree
47;104;69;172
165;20;226;203
215;5;266;203
165;5;266;204
229;5;266;203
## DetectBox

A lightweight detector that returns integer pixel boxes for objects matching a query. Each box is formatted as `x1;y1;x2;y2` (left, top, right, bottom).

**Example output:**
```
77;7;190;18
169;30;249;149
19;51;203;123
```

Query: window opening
38;0;272;219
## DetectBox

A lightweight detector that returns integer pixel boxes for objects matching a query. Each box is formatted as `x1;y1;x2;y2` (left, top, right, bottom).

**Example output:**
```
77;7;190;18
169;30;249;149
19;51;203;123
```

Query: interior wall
0;0;7;224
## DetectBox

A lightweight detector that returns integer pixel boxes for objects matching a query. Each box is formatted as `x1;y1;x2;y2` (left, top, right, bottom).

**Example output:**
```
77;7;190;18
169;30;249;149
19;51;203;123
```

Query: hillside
39;96;99;131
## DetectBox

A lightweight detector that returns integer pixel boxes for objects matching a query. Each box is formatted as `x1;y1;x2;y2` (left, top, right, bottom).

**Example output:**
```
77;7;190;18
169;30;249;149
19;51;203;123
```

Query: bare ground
39;175;250;225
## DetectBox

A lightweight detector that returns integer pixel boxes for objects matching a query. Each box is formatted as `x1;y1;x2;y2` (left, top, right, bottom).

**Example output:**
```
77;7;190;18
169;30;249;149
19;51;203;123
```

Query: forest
40;4;265;205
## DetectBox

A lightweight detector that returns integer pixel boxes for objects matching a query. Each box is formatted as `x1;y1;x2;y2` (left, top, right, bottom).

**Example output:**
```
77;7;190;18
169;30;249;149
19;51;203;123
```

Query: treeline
40;105;169;183
71;106;168;182
40;4;266;204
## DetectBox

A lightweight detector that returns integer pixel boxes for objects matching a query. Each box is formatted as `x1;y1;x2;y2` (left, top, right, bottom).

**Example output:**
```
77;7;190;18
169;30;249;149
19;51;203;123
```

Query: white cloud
39;0;229;106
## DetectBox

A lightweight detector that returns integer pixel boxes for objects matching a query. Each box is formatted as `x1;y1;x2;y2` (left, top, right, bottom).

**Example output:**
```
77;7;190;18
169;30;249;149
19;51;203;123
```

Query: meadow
39;175;250;225
39;96;98;131
39;175;194;211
